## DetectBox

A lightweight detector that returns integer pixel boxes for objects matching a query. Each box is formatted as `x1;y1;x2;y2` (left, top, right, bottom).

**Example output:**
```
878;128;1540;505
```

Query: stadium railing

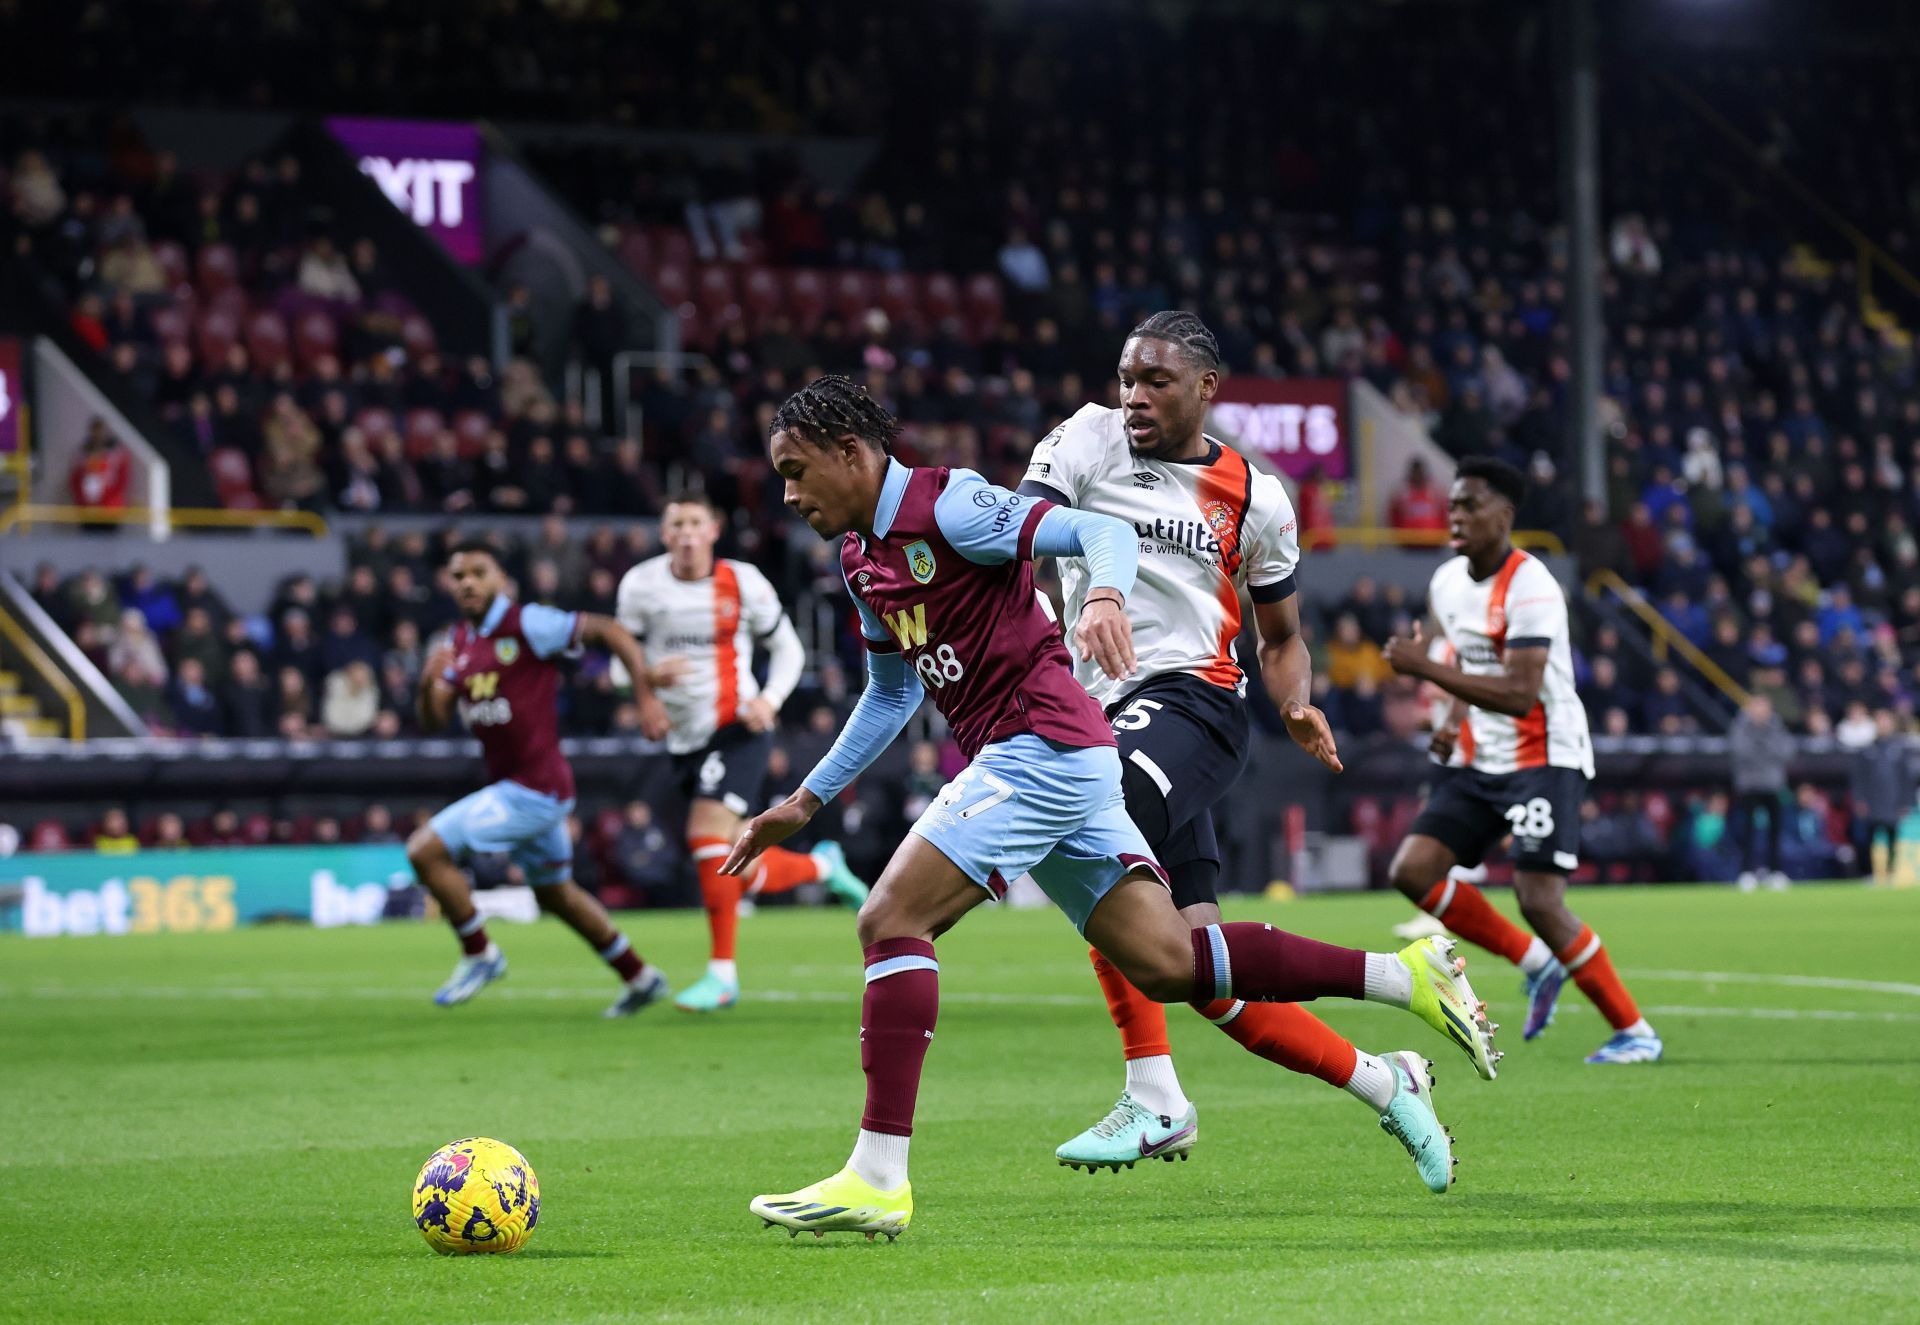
0;599;85;740
1584;568;1754;710
0;505;329;538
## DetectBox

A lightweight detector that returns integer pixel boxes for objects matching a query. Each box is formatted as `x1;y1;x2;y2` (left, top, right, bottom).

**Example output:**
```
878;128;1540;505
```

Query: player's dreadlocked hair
1457;455;1527;508
1128;310;1222;371
770;375;900;453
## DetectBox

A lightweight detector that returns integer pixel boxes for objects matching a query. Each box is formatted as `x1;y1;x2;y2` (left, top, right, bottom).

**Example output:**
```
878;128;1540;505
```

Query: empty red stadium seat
293;310;338;369
208;447;255;501
963;272;1004;339
153;241;190;288
354;407;396;441
644;225;695;272
695;266;738;317
196;309;239;366
452;410;492;455
245;310;290;372
617;226;653;276
221;489;265;511
830;270;876;323
196;243;240;295
674;303;710;350
404;409;445;458
922;273;962;323
784;270;827;331
651;263;691;308
29;819;71;852
877;272;922;330
739;266;782;324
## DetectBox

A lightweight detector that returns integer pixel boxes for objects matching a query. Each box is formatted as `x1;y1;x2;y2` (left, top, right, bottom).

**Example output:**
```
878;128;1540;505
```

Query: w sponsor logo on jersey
905;540;937;585
883;603;930;649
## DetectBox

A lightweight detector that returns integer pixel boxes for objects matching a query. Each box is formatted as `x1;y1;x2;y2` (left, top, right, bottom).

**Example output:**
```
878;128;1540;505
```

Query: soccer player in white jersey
616;491;868;1012
1382;457;1663;1064
1020;311;1490;1192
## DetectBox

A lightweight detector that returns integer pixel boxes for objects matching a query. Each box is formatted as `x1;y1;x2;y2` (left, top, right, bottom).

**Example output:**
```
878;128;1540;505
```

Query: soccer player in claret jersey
409;541;673;1018
725;376;1498;1240
616;490;867;1013
1382;458;1663;1064
1019;311;1487;1192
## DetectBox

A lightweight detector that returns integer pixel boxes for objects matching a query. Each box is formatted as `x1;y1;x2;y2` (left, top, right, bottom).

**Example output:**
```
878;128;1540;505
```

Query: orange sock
747;846;826;897
690;835;740;961
1090;947;1171;1060
1420;877;1535;966
1557;925;1642;1030
1194;998;1359;1087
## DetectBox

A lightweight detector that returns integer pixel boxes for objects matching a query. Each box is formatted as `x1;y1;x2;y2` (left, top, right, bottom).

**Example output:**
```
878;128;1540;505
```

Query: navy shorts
1411;765;1586;876
673;723;775;818
1106;674;1250;910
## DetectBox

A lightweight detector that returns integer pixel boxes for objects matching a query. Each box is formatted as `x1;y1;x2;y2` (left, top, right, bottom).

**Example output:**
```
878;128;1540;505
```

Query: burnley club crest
905;539;937;585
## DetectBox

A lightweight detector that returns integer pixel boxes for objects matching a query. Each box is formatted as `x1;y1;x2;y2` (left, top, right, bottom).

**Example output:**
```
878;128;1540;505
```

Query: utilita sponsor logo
357;157;475;227
1134;516;1223;561
1210;402;1341;457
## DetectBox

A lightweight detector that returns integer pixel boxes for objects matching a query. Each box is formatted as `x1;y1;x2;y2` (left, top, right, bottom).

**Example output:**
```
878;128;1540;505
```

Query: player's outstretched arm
723;648;924;876
577;612;671;742
1385;623;1547;717
1253;593;1342;772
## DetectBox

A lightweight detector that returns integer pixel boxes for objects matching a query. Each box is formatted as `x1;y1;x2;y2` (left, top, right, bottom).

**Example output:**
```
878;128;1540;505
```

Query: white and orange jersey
614;555;804;754
1427;548;1593;777
1021;403;1299;706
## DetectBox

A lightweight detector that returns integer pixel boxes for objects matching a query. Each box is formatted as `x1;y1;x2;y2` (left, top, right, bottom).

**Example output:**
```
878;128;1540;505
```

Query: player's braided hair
770;375;899;453
1128;310;1222;371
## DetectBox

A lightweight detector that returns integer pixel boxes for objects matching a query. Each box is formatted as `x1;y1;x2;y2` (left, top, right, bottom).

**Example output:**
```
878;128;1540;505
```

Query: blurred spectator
93;808;137;854
167;658;225;736
150;812;190;850
1852;709;1917;882
612;800;677;896
297;236;361;302
1388;459;1448;535
1728;693;1793;889
359;804;400;843
68;419;132;526
322;660;380;737
261;394;326;509
1325;614;1390;690
223;650;276;737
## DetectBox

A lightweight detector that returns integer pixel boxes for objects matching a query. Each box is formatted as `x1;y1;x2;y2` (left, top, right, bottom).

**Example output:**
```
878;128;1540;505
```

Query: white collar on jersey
477;594;512;637
869;457;913;539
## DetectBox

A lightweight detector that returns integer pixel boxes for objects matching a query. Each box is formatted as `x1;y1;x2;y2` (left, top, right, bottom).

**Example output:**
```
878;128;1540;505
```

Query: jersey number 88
914;644;966;689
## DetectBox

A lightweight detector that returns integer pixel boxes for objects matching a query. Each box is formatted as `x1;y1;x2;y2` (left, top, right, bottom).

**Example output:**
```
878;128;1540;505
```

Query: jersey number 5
1111;697;1164;732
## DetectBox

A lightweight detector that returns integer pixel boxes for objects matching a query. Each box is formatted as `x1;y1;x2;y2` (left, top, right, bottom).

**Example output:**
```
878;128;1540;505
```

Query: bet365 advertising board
0;846;412;937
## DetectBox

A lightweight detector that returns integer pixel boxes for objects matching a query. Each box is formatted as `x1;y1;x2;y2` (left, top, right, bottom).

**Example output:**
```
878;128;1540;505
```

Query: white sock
1123;1054;1190;1119
1344;1051;1398;1112
1364;953;1414;1008
627;962;658;989
1519;937;1553;975
1622;1017;1654;1038
707;958;738;984
848;1129;909;1191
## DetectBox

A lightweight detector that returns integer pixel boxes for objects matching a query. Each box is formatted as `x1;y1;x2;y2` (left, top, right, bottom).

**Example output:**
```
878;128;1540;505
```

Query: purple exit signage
0;337;21;455
326;117;485;265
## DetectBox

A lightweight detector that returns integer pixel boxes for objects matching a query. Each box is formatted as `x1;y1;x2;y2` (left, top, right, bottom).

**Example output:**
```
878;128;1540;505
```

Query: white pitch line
1625;969;1920;999
5;984;1920;1023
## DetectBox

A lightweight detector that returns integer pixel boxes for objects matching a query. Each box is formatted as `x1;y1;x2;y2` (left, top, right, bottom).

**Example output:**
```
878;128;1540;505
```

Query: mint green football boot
1377;1050;1456;1194
673;971;740;1013
811;841;870;907
1054;1092;1198;1172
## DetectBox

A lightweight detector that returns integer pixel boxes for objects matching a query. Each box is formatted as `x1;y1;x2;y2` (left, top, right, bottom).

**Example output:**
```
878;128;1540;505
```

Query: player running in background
726;377;1497;1240
1392;634;1477;943
1383;457;1663;1064
410;541;673;1017
616;491;869;1014
1019;311;1474;1192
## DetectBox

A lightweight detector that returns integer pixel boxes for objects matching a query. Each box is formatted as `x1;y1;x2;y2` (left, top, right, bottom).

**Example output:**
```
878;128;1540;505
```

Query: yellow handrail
0;504;328;537
1585;568;1752;709
0;601;85;741
1302;526;1566;554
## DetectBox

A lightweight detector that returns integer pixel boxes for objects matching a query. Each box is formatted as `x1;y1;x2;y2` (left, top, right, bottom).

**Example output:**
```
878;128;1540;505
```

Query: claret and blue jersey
800;459;1167;932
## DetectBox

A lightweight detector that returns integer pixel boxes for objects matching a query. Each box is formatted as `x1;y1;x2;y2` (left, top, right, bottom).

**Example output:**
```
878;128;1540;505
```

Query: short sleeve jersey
1021;403;1299;705
1427;549;1593;777
615;556;790;754
444;594;580;799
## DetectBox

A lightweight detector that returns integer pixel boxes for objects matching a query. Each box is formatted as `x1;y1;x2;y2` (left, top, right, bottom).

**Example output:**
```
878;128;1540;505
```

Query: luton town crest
905;539;937;585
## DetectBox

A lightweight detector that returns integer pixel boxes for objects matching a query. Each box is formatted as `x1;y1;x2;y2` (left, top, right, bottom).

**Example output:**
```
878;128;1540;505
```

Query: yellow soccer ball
412;1137;540;1255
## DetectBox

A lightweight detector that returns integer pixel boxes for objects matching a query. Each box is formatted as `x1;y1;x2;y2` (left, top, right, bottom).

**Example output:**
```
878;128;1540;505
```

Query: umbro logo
857;572;872;588
1132;470;1161;490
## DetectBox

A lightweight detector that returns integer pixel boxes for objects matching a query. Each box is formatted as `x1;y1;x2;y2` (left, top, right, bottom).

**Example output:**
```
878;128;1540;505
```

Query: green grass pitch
5;885;1918;1324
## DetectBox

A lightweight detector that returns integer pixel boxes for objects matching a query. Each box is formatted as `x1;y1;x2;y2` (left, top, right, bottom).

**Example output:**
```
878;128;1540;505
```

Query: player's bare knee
1387;843;1435;899
406;828;446;871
